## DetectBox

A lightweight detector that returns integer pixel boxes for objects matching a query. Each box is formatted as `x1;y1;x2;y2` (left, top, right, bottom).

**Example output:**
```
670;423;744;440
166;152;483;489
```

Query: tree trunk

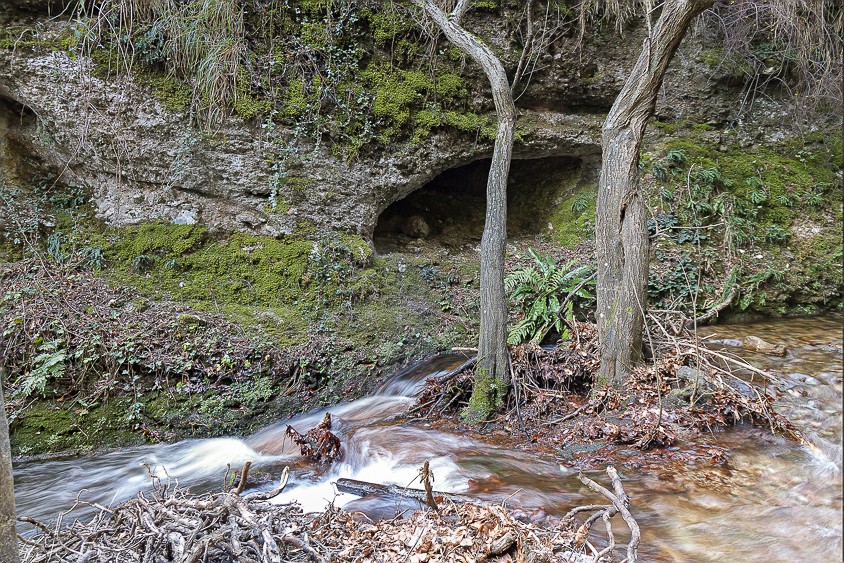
412;0;516;422
0;367;20;563
596;0;713;387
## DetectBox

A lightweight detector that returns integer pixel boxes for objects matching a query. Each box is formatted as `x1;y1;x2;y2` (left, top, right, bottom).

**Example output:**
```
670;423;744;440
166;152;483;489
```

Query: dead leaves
286;412;342;464
331;503;560;562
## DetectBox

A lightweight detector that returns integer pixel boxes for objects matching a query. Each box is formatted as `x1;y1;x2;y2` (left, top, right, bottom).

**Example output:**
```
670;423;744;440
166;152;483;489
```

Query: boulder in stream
741;335;787;356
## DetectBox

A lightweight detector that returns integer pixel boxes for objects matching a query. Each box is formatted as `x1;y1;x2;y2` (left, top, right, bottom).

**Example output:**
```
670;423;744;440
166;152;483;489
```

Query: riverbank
0;254;475;457
406;315;812;476
12;314;841;561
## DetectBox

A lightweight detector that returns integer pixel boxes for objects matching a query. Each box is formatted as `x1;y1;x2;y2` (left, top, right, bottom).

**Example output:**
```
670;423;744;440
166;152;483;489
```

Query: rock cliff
0;3;757;240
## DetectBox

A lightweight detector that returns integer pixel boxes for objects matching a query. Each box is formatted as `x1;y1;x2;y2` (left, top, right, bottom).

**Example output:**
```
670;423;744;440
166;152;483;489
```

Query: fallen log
334;478;472;505
432;354;478;386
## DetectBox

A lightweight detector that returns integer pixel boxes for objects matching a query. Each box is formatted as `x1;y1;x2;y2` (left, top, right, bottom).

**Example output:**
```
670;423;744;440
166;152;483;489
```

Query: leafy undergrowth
0;260;383;456
412;319;801;475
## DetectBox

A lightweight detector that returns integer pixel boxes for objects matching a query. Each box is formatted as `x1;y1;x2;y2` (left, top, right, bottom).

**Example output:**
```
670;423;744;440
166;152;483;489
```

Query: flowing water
12;315;843;561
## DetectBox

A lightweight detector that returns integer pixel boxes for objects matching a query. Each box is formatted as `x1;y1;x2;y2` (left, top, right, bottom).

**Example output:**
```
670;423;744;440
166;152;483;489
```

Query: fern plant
16;340;67;398
505;249;594;345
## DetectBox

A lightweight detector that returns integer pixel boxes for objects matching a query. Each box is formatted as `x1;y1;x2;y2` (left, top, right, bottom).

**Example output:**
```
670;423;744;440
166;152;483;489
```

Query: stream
12;315;843;561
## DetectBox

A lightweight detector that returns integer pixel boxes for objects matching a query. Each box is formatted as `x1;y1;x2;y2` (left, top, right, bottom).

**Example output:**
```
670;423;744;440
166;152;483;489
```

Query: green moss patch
547;188;597;248
642;122;842;316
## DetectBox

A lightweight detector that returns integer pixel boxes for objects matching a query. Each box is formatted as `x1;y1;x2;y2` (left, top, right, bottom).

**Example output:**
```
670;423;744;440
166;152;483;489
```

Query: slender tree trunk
0;367;20;563
412;0;516;421
596;0;712;387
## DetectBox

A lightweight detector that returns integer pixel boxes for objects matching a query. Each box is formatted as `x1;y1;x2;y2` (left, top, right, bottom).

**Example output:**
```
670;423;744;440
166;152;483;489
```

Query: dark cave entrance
373;155;584;252
0;93;43;185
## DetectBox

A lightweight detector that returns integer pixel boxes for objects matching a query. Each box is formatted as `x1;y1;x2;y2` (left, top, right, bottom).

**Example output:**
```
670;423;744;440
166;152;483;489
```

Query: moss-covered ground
0;200;481;456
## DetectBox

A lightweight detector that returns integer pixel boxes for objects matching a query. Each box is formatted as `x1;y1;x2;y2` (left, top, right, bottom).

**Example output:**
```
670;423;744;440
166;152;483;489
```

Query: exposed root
411;313;805;469
286;413;342;464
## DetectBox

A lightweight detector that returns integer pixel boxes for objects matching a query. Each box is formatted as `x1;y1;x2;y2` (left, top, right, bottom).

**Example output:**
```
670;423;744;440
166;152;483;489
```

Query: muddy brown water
12;315;843;561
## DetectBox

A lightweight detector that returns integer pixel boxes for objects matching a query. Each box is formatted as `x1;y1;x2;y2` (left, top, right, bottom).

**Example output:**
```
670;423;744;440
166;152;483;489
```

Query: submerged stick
245;466;290;502
334;478;471;505
577;467;640;562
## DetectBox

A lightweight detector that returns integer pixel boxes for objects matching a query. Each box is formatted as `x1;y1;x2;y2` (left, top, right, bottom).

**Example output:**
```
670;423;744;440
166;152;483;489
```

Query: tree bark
412;0;516;421
0;367;20;563
595;0;713;387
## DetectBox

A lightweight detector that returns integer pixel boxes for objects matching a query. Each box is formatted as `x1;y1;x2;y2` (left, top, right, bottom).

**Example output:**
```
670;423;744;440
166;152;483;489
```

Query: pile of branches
17;466;327;563
508;321;600;418
412;313;804;461
411;322;599;420
548;313;803;455
18;463;640;563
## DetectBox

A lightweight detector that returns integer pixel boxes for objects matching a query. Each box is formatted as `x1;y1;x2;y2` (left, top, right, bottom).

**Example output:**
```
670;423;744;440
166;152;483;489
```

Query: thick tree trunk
0;368;20;563
596;0;713;387
412;0;516;422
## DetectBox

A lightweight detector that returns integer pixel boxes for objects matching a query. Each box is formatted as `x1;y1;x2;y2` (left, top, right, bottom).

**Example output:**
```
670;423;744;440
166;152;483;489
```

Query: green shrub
505;249;594;345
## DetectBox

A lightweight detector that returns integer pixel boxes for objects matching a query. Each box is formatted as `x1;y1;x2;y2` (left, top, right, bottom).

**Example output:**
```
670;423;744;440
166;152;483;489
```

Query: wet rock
677;365;703;383
817;343;843;355
706;338;743;348
730;379;756;398
786;386;808;398
798;374;822;385
669;366;713;404
741;335;787;356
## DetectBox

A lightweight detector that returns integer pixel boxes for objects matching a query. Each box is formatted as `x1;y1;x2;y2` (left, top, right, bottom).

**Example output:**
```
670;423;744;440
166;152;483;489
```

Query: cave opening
0;93;41;185
373;155;584;252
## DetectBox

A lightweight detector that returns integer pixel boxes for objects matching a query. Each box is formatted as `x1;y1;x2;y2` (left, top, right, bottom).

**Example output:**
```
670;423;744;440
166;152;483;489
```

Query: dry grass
74;0;247;124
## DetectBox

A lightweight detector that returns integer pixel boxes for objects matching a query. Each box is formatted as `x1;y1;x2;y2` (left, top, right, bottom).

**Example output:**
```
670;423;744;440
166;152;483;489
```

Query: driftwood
563;466;640;562
334;477;472;506
19;459;641;562
17;465;333;563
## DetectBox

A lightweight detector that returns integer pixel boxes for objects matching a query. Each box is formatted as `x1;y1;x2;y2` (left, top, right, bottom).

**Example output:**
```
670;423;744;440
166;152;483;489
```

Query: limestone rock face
0;29;605;239
0;14;779;240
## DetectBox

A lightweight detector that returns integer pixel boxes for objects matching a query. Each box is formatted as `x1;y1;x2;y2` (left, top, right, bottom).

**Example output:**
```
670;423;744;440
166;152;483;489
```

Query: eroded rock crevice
0;92;41;186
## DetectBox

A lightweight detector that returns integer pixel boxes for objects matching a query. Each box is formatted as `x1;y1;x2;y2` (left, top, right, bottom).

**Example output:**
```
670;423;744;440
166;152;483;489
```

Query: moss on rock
642;121;842;316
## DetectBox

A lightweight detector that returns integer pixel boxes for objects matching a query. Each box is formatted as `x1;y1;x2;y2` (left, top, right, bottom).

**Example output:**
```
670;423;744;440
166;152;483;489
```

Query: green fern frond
506;248;596;345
